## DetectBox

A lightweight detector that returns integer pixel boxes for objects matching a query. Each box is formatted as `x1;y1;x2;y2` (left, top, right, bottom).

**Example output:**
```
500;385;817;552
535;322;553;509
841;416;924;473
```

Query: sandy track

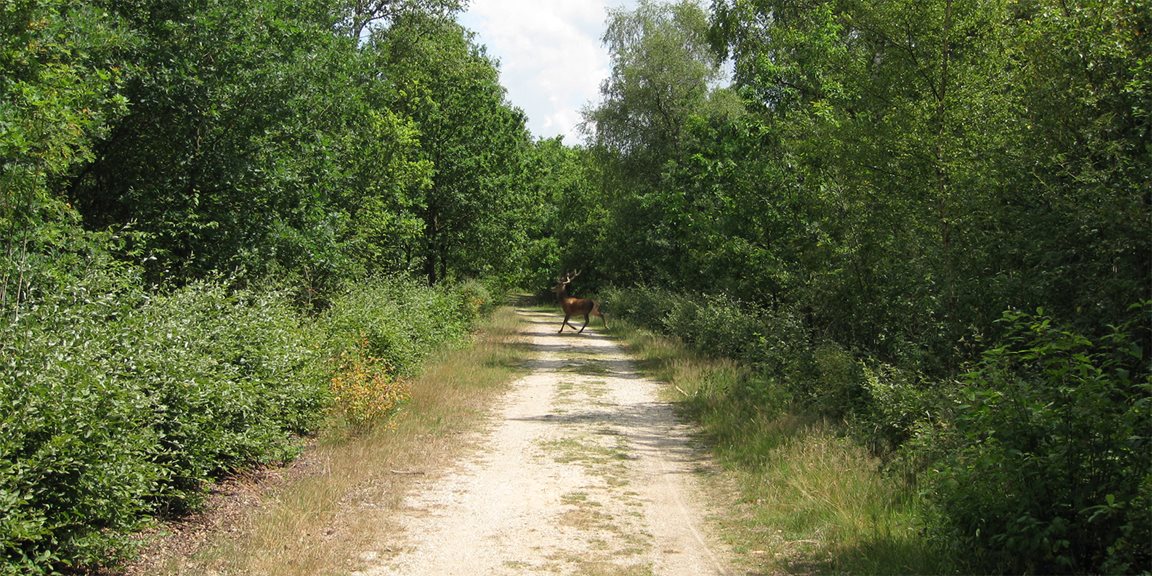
355;309;731;576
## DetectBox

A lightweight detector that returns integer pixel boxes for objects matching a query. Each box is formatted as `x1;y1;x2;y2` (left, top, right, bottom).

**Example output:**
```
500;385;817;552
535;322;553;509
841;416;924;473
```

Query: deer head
552;270;581;296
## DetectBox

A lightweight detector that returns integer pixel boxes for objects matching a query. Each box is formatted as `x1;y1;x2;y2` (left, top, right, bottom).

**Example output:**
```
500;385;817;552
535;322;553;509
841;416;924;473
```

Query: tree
67;0;346;282
1;0;132;314
989;0;1152;333
567;0;1150;571
586;0;722;173
371;13;533;285
61;0;444;300
582;0;726;286
525;138;608;290
340;0;463;39
706;0;1148;367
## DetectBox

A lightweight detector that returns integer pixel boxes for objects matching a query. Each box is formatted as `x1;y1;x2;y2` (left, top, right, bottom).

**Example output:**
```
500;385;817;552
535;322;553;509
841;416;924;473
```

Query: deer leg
578;313;590;333
561;313;581;333
591;301;607;329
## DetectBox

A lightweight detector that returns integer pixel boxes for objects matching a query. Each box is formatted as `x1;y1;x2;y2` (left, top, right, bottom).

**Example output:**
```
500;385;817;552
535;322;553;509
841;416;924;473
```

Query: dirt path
354;309;731;576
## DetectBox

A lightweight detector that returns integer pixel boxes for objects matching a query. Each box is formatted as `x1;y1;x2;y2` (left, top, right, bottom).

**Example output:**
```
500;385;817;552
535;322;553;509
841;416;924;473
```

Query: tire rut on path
356;309;731;576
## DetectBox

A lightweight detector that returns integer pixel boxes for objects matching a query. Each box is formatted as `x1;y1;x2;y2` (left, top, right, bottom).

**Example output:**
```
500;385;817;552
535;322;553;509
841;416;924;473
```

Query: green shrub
607;286;816;405
600;284;682;329
606;286;1151;573
451;278;497;326
808;342;865;419
1;264;158;571
0;269;328;573
920;306;1151;574
664;293;755;360
0;269;494;573
850;362;941;457
123;282;326;513
745;304;811;379
320;276;476;377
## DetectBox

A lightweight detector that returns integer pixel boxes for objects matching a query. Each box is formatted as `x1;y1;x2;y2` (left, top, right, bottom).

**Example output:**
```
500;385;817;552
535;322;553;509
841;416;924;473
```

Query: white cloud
459;0;637;144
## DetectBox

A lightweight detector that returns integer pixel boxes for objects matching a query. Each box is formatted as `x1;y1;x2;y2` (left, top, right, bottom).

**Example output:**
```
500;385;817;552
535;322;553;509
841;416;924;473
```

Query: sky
457;0;639;144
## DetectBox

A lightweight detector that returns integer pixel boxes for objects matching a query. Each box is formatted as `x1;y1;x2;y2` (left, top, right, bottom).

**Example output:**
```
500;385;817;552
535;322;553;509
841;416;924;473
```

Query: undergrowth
0;267;493;574
605;286;1151;574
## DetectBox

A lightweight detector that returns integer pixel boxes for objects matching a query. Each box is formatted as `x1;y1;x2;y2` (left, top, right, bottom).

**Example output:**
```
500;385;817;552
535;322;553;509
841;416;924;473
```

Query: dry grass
152;307;528;576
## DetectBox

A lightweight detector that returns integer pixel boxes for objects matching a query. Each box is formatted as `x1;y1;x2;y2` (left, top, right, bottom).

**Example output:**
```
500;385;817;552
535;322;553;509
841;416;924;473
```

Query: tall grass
611;319;950;575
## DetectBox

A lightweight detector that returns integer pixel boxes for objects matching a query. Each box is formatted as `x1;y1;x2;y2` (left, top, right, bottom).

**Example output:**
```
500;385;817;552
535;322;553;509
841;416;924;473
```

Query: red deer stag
552;270;606;334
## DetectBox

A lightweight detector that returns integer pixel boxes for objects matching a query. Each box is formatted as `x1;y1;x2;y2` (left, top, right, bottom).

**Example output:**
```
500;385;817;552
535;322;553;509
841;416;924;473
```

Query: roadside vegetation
3;0;540;572
609;311;947;574
605;289;1149;575
0;272;494;574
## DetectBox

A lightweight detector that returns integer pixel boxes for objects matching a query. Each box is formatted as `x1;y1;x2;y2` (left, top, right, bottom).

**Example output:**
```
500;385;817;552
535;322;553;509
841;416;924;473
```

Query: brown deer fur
552;271;606;334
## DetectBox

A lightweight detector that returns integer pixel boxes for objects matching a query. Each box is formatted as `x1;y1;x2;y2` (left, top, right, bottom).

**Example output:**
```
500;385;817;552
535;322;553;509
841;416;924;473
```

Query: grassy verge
147;306;529;576
611;319;951;575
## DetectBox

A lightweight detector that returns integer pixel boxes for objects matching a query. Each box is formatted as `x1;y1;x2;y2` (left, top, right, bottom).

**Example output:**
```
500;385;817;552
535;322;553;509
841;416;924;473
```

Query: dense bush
607;286;1152;573
918;306;1151;574
853;362;939;457
665;292;764;361
0;267;324;572
604;286;829;416
120;282;328;513
320;276;493;429
319;276;490;376
600;285;683;330
0;268;490;574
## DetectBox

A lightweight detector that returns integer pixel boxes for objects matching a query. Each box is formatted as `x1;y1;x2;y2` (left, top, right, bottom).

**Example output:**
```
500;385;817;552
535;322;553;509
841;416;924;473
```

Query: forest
1;0;1149;573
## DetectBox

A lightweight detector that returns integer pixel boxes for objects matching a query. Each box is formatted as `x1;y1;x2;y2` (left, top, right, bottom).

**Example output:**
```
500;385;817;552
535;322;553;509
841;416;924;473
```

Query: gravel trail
355;308;731;576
